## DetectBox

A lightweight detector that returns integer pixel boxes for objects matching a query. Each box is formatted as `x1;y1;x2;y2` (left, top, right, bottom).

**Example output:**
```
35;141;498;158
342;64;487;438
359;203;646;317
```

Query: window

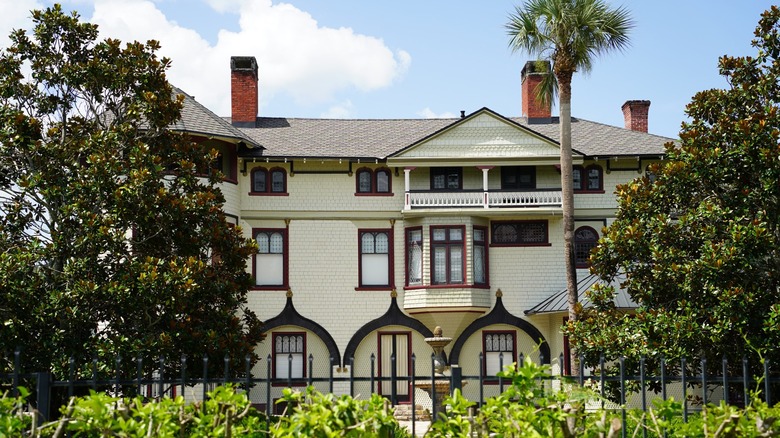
359;230;392;288
573;164;603;192
406;228;423;286
431;167;462;190
430;226;464;285
473;227;488;285
273;332;305;380
254;229;287;288
356;168;392;195
491;221;549;246
205;140;237;183
483;331;516;377
501;166;536;189
574;226;599;268
251;167;287;194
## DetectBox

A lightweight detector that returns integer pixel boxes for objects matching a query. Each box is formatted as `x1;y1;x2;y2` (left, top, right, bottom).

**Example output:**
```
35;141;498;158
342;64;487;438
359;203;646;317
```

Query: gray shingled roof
171;87;261;149
235;110;672;159
524;273;636;315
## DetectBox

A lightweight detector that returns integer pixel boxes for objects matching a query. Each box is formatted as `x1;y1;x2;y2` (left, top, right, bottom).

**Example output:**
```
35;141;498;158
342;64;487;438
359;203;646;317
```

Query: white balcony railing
404;190;562;210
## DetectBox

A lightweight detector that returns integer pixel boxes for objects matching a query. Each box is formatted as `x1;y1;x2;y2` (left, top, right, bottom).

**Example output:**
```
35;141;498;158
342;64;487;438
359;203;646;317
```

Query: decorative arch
263;291;341;366
449;290;550;365
342;292;433;367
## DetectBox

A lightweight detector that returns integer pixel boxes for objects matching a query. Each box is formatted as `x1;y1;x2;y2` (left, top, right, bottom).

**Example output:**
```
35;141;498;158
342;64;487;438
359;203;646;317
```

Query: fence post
370;353;375;397
681;357;687;423
765;359;771;405
115;355;122;396
158;356;165;399
411;353;416;438
224;354;230;385
578;354;585;387
308;354;313;387
69;356;76;399
701;358;708;406
13;348;20;397
430;353;437;421
244;354;252;400
619;357;626;438
35;372;51;424
660;356;666;401
181;355;188;399
328;356;334;393
743;357;749;407
451;366;462;393
722;355;728;405
349;356;355;397
136;356;143;397
391;352;397;406
266;354;271;418
202;355;209;401
479;352;484;407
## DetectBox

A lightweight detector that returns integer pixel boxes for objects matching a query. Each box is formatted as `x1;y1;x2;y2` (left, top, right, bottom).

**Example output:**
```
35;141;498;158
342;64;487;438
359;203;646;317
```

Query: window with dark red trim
574;226;599;268
473;226;488;285
430;226;465;285
406;228;423;286
490;221;549;246
251;167;287;194
355;167;392;195
273;332;306;381
358;229;393;288
573;164;603;192
431;167;462;190
253;228;288;289
483;330;516;377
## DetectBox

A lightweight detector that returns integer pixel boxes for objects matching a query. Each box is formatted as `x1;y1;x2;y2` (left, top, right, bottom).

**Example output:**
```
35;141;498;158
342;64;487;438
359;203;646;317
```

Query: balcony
403;189;562;210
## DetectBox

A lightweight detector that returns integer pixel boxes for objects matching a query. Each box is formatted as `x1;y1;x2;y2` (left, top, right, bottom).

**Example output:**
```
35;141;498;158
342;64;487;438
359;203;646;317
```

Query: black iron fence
2;348;780;434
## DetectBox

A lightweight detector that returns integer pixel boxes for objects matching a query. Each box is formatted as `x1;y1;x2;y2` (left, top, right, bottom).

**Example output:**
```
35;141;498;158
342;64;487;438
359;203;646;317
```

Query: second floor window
431;167;462;190
254;229;287;288
491;221;548;246
473;227;488;285
501;166;536;189
406;228;423;286
573;164;603;192
251;167;287;194
431;226;464;285
359;230;392;287
356;168;392;194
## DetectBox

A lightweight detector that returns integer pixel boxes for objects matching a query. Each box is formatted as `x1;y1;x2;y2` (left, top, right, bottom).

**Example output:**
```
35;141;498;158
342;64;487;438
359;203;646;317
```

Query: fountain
416;326;455;417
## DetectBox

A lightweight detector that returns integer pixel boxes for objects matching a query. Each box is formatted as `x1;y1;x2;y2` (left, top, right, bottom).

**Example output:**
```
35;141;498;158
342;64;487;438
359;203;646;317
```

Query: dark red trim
573;164;604;193
430;225;466;285
404;227;423;287
250;166;288;194
403;283;490;291
482;329;518;379
271;331;307;381
355;167;393;195
430;167;462;190
473;225;489;287
490;220;549;246
574;226;599;268
357;228;394;289
248;192;290;196
251;227;289;289
377;331;412;403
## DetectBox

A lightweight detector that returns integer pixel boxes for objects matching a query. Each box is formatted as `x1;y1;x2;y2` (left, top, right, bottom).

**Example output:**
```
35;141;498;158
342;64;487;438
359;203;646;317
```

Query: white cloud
417;107;456;119
78;0;410;117
0;0;42;48
320;100;354;119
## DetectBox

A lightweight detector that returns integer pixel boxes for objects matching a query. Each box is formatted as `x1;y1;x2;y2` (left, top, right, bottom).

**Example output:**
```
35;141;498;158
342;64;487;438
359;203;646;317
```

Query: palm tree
506;0;632;328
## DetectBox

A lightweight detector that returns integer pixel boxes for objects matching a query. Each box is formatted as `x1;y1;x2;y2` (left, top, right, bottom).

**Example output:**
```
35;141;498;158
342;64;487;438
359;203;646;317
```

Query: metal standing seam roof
524;272;637;315
171;87;262;149
234;112;673;160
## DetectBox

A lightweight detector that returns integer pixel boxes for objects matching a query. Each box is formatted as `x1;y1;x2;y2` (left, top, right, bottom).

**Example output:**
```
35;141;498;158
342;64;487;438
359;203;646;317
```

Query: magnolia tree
0;6;263;379
567;6;780;377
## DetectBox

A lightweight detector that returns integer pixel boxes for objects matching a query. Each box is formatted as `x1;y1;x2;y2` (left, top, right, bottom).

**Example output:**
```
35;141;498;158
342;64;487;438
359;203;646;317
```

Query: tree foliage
568;6;780;371
0;5;263;378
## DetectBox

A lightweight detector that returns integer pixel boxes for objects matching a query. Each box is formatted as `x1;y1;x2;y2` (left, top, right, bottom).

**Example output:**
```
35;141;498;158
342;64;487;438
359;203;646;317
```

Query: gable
388;110;581;167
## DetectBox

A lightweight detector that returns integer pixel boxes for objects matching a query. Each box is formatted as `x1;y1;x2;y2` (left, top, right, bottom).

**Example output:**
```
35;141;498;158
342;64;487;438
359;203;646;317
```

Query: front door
378;331;411;403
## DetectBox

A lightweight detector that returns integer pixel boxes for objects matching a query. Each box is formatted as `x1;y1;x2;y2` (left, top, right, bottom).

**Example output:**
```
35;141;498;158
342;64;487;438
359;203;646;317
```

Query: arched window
376;169;391;193
251;167;287;194
574;226;599;268
356;168;373;193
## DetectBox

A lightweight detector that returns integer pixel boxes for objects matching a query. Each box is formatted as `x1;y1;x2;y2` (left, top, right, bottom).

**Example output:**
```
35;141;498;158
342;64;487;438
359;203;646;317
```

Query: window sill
354;192;394;197
251;286;289;291
404;283;489;290
489;243;552;248
355;286;394;291
248;192;289;196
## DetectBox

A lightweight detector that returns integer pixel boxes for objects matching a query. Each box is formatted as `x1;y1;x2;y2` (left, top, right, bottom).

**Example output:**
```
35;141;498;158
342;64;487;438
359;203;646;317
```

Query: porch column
477;166;493;209
403;167;415;210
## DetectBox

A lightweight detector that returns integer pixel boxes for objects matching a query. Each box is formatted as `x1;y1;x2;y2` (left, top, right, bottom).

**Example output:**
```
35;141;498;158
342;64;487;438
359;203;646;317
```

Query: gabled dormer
387;108;583;215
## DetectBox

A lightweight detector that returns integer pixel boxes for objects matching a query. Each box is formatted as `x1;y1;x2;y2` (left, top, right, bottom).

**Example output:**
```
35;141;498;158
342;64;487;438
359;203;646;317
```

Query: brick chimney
621;100;650;132
230;56;258;127
521;60;552;123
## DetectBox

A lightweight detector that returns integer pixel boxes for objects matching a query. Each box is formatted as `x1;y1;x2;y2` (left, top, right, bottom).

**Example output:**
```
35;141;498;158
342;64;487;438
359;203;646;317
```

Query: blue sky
2;1;775;139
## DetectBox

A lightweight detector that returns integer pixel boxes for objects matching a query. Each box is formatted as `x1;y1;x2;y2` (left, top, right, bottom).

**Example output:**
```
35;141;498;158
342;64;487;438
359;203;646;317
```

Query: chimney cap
231;56;258;74
621;100;651;110
521;60;551;78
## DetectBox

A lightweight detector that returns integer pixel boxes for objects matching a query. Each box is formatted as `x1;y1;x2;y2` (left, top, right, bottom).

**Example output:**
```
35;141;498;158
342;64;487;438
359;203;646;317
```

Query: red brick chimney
521;61;552;122
230;56;258;127
621;100;650;132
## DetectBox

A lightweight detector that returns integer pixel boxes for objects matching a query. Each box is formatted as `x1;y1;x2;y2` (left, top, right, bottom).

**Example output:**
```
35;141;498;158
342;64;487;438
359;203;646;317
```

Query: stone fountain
417;326;454;416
